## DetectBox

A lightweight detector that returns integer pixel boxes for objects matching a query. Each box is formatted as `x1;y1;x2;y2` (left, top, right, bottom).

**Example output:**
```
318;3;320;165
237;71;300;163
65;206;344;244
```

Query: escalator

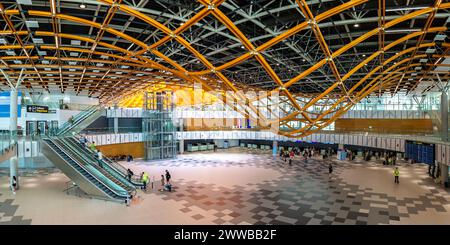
57;106;104;136
64;137;145;188
42;138;131;203
55;137;136;196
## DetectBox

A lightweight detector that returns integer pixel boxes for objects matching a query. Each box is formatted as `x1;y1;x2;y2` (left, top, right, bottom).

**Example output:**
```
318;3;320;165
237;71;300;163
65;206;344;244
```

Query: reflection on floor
0;148;449;225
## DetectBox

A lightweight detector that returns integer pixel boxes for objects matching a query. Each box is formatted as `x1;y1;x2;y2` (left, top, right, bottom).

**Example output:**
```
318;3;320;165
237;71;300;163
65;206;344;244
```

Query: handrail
59;106;95;129
57;105;99;135
52;138;129;198
59;109;94;132
103;157;143;185
80;127;142;134
45;138;130;199
63;137;139;190
65;137;143;186
57;137;136;195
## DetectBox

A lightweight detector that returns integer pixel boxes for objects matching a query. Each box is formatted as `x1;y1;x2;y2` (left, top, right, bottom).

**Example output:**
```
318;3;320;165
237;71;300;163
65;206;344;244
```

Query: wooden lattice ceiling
0;0;449;137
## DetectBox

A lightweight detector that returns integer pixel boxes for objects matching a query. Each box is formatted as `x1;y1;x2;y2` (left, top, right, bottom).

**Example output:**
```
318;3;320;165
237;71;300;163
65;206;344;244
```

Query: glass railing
80;127;142;135
51;138;129;198
315;129;441;137
0;130;18;156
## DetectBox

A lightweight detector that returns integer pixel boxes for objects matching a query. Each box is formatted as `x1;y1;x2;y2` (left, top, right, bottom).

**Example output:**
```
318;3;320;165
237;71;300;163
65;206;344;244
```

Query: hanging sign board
26;105;49;113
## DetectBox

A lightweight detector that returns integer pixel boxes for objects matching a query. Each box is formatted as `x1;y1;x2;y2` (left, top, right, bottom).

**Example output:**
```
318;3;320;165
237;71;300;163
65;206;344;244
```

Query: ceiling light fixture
353;23;359;28
80;3;86;9
386;6;427;12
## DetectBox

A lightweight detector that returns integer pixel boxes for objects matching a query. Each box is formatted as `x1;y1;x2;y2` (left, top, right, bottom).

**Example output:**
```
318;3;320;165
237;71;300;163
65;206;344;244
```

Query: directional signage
26;105;49;113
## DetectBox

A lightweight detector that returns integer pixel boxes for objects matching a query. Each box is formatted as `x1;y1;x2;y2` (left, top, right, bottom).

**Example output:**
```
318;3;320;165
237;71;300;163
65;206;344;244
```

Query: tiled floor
0;148;449;225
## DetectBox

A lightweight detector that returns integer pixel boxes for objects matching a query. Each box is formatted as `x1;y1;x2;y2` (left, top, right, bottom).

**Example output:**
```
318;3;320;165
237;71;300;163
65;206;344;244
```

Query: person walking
393;167;400;184
328;163;333;175
11;176;17;194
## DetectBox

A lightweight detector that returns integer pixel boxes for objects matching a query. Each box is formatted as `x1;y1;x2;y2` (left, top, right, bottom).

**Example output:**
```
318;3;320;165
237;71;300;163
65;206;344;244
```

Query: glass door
37;121;46;135
50;120;58;136
26;121;37;135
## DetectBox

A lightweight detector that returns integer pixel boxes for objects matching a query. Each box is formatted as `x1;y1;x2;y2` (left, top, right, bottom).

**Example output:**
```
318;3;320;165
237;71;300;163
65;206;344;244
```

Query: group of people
383;152;397;165
108;155;134;162
128;169;173;192
279;147;323;164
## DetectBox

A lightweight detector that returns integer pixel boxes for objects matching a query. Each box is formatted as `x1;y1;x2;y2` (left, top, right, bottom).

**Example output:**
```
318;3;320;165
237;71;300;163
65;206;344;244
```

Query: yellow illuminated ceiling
118;84;218;108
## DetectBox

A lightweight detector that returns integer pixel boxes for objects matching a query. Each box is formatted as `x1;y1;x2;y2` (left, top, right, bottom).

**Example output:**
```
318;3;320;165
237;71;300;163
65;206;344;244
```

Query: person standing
68;115;74;125
165;170;171;184
90;141;97;152
142;172;149;192
328;163;333;175
97;150;103;168
160;175;165;188
393;167;400;184
127;168;134;182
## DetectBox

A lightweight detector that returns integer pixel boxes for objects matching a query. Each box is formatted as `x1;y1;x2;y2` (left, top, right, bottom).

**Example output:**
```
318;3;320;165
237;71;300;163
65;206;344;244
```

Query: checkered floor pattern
0;148;449;225
129;149;450;225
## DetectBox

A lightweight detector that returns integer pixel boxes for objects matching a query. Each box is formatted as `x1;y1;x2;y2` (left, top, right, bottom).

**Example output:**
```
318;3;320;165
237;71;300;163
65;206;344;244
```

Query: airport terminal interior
0;0;449;225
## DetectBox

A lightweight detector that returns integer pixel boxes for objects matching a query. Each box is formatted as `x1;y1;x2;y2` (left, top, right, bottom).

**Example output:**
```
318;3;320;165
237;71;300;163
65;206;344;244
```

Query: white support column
179;118;184;154
179;139;184;154
113;117;119;134
441;162;449;186
441;92;449;142
113;103;119;134
9;90;19;190
272;140;278;156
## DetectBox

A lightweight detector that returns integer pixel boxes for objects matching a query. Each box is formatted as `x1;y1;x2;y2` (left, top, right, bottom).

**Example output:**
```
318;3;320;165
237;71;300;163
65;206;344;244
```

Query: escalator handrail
57;106;100;135
58;106;96;130
58;110;95;135
52;138;130;198
66;137;144;186
57;137;136;195
45;138;130;199
61;137;138;191
102;157;144;186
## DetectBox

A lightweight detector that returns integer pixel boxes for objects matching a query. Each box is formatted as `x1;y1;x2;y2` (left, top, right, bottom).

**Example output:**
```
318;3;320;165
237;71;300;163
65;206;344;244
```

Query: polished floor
0;148;449;225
